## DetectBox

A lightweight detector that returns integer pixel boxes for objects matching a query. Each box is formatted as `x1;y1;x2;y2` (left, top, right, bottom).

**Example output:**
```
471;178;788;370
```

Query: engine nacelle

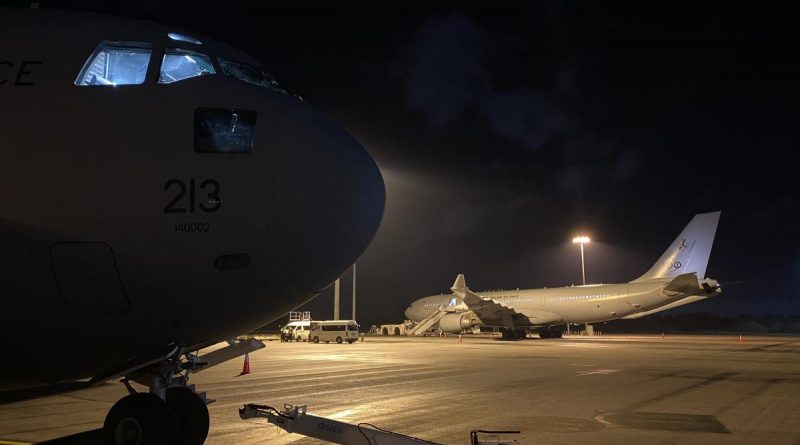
439;312;481;333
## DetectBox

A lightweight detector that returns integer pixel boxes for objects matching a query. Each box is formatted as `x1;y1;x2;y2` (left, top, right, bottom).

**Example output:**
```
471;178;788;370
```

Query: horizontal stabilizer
664;272;701;293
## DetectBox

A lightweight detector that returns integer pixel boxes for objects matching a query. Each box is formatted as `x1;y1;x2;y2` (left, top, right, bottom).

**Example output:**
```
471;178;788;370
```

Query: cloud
612;149;644;183
404;14;567;151
484;87;566;151
437;204;490;238
406;13;491;128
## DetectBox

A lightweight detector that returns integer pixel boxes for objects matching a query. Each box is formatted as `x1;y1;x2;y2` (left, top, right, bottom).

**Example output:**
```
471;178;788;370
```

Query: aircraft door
50;242;130;314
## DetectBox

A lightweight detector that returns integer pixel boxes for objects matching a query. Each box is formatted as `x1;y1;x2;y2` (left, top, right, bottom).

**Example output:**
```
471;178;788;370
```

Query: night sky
37;2;800;324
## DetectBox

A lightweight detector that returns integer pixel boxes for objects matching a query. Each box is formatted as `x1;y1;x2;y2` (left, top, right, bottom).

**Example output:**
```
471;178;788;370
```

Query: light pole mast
579;242;586;285
572;236;590;285
333;278;340;320
572;235;591;335
352;263;357;321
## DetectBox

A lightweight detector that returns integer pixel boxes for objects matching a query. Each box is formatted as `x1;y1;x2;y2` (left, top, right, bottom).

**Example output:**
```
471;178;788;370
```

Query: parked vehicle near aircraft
310;320;360;344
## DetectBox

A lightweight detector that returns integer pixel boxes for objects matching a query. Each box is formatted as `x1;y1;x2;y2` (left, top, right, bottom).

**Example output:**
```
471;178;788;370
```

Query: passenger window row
74;39;284;91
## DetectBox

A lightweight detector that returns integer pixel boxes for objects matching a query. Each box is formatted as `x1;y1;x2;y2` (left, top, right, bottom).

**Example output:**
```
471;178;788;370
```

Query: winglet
450;274;482;306
451;274;467;294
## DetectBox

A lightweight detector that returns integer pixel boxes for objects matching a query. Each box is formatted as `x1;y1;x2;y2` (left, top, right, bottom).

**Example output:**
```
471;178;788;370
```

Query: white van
281;320;311;342
309;320;359;344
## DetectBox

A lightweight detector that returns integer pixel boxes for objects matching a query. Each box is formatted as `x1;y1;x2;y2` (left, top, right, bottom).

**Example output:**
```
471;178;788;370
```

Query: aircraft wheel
313;336;319;343
539;330;551;339
336;336;343;344
515;330;526;339
166;387;209;445
103;393;179;445
348;340;355;344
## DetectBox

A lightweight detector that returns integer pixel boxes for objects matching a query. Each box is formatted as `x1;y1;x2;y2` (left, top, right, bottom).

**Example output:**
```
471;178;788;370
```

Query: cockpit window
218;57;289;94
159;48;215;84
218;58;266;87
75;41;153;86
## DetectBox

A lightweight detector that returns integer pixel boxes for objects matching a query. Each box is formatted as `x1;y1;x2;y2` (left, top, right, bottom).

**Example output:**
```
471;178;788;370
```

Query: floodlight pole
579;242;586;286
333;278;340;320
352;263;357;321
572;235;591;336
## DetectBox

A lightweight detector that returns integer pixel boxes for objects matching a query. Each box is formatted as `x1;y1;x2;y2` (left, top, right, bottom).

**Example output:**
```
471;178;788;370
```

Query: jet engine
439;312;481;333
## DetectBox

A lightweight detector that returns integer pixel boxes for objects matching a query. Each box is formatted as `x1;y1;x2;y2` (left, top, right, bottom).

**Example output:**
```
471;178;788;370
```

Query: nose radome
404;307;414;320
273;104;385;292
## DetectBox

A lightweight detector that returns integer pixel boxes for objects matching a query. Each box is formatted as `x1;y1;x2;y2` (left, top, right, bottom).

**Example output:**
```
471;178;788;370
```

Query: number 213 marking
164;179;221;213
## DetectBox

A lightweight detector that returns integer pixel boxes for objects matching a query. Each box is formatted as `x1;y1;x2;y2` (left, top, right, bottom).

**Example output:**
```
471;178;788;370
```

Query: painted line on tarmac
577;369;620;376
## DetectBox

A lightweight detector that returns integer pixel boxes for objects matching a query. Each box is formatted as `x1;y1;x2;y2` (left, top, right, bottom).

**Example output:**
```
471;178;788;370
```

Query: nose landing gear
102;339;263;444
103;392;185;445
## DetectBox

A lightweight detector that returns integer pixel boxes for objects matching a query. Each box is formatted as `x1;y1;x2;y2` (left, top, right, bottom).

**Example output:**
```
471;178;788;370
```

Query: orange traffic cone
239;353;251;376
458;333;463;343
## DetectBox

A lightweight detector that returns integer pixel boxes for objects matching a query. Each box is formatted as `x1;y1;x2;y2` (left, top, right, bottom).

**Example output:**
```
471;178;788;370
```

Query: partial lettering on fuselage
0;60;43;86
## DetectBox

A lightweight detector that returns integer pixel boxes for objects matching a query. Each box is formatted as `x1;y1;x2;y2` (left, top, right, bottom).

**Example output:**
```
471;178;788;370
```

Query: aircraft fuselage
0;9;385;389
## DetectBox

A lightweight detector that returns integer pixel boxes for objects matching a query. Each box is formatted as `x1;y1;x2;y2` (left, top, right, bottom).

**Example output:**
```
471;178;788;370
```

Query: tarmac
1;334;799;445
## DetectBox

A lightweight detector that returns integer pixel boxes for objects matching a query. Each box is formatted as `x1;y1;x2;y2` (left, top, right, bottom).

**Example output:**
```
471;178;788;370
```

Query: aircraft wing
449;274;533;325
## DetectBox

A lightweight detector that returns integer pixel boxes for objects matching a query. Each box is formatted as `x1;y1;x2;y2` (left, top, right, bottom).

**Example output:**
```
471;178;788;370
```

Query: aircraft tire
166;387;209;445
336;336;343;344
539;330;551;339
313;336;320;343
103;393;179;445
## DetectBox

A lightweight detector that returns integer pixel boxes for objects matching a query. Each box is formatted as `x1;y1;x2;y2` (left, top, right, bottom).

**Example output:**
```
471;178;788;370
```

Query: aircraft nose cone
274;105;385;292
404;307;414;320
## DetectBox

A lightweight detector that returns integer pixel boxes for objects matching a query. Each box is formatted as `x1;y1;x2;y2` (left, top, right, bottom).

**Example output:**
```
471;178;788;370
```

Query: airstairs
406;308;449;336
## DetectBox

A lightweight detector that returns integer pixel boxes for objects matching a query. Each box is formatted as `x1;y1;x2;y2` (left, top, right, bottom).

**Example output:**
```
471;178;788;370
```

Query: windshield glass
75;41;153;86
218;57;290;94
159;48;215;84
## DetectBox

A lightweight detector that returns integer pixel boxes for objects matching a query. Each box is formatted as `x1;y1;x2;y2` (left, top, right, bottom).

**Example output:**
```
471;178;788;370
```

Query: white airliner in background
404;212;722;339
0;8;384;444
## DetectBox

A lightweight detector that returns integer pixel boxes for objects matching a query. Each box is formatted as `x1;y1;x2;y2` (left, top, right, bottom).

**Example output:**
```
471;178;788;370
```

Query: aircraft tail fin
632;211;721;282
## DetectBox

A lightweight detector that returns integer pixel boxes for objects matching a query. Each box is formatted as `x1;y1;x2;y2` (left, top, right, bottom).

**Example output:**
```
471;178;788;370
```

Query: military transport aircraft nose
404;306;414;320
273;105;385;292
